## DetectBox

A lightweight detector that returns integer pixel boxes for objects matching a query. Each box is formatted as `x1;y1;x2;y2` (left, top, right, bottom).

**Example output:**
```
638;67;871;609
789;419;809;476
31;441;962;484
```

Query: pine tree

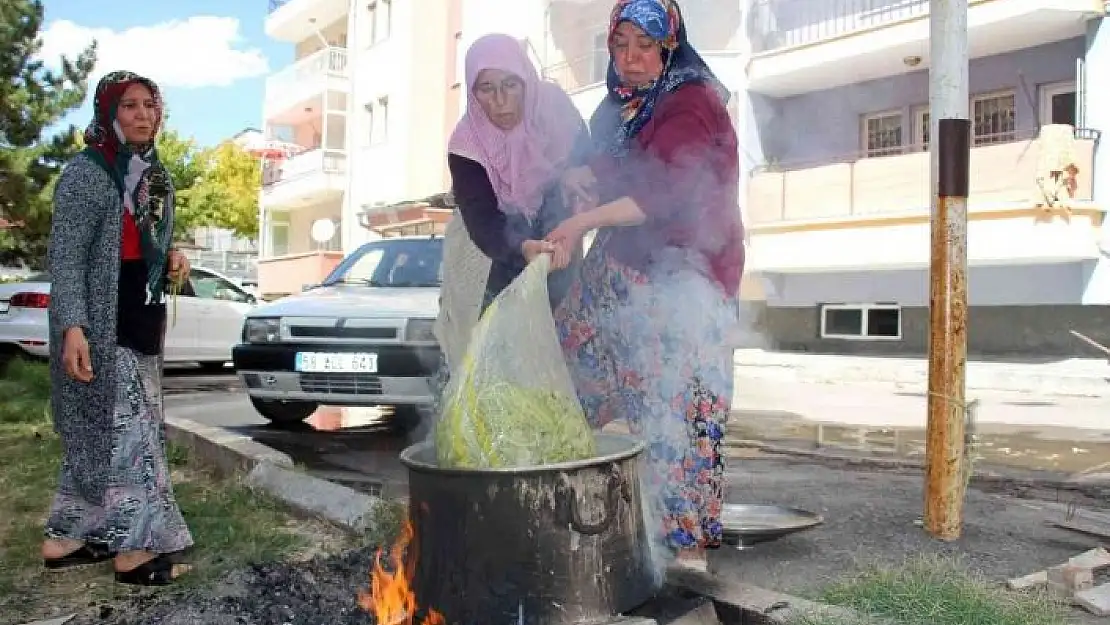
0;0;96;267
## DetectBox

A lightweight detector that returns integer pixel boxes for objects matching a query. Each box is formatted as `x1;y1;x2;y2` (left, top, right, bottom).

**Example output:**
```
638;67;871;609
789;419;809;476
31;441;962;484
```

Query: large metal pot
399;433;657;625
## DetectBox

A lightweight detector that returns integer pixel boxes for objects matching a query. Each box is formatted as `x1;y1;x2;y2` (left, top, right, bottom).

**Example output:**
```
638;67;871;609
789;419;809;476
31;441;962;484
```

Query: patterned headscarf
82;70;176;304
604;0;728;156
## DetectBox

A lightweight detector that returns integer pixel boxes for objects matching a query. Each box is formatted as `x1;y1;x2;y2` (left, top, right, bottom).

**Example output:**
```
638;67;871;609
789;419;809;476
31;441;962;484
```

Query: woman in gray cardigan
41;71;194;586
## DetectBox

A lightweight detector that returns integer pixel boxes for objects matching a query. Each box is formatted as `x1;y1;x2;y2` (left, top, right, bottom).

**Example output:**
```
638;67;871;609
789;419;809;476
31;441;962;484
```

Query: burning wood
358;518;445;625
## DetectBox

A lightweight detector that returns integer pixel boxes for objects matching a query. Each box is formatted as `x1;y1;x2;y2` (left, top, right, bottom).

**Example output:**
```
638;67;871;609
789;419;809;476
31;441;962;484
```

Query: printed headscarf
82;70;176;304
604;0;729;156
448;33;583;218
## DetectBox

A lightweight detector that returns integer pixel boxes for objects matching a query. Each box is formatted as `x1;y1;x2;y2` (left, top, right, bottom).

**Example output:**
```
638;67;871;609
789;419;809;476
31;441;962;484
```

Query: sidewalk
734;349;1110;397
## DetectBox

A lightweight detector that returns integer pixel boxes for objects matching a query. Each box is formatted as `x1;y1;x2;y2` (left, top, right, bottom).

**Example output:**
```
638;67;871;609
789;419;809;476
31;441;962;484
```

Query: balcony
257;251;345;299
264;47;349;122
747;0;1101;96
262;148;347;209
746;132;1100;272
266;0;349;42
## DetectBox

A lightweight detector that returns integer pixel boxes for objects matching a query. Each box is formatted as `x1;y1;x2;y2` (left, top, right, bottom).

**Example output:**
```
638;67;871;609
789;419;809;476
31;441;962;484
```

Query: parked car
0;266;257;368
233;235;442;425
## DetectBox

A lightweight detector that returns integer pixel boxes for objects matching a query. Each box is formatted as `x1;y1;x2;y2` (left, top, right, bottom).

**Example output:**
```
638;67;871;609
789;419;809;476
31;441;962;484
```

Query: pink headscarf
448;33;582;218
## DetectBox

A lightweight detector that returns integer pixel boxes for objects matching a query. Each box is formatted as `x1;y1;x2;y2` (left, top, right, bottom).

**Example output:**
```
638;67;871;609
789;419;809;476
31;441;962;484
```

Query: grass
792;555;1070;625
0;357;353;625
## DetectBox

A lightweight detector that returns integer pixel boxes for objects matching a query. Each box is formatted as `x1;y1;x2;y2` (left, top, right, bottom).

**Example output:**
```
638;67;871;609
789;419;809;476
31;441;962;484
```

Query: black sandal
43;543;113;570
114;554;182;586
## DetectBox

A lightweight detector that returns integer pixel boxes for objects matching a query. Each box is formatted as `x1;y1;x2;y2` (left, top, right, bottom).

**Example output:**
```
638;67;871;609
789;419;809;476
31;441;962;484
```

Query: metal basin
720;504;823;549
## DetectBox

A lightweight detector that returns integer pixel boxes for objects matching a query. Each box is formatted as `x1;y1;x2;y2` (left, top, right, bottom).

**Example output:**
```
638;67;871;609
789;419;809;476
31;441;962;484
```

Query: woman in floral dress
546;0;745;571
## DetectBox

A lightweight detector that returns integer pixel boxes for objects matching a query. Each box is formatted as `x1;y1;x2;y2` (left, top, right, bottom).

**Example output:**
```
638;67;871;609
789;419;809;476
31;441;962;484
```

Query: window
861;111;903;157
325;238;444;288
451;31;463;88
267;216;289;256
188;270;254;304
365;96;389;144
912;106;929;151
972;91;1016;145
820;304;901;340
590;30;609;84
367;0;391;46
1040;81;1077;127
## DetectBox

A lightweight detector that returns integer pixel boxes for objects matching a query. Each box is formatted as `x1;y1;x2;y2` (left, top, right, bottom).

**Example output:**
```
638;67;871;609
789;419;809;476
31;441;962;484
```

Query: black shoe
114;554;183;586
43;543;114;570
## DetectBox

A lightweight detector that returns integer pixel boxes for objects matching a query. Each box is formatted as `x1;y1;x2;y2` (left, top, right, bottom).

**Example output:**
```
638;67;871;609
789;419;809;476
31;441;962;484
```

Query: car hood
250;284;440;319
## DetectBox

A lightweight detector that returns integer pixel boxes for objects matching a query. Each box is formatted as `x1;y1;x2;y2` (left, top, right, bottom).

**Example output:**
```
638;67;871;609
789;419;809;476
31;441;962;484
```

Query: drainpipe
342;0;360;251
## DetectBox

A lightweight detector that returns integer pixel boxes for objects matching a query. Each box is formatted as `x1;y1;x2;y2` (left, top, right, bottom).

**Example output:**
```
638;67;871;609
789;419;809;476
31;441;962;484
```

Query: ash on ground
72;549;378;625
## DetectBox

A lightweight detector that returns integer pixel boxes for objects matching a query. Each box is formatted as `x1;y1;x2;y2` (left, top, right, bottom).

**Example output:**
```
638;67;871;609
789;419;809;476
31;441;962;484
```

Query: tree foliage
182;142;261;241
0;0;96;267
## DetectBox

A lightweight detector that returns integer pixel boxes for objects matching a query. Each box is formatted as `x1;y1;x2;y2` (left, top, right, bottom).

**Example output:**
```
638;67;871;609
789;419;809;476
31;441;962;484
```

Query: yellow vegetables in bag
433;255;597;469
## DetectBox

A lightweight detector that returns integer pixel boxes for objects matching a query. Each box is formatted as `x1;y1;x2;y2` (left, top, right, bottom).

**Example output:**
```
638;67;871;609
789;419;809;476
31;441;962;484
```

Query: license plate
295;352;378;373
0;302;8;314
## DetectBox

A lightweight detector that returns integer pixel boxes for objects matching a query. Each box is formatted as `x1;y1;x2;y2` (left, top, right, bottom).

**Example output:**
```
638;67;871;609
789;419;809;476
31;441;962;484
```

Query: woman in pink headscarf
446;33;590;313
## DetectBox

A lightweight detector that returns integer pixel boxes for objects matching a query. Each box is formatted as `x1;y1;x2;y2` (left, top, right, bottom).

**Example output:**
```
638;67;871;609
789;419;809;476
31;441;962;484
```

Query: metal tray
720;504;823;549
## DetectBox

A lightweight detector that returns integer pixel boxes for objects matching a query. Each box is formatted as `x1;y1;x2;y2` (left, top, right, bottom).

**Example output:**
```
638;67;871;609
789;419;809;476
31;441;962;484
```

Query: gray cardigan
47;153;126;494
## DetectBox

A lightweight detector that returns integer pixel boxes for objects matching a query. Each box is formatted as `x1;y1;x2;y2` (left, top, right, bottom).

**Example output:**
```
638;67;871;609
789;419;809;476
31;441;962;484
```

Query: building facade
257;0;463;298
260;0;1110;356
739;0;1109;356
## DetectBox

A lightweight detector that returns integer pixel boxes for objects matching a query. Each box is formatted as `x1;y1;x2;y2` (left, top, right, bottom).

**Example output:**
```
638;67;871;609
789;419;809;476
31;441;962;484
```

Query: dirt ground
718;451;1110;623
60;451;1110;625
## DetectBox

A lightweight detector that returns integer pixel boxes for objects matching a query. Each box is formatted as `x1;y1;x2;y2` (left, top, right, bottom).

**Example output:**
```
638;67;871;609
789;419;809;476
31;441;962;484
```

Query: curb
163;412;390;534
726;438;1107;494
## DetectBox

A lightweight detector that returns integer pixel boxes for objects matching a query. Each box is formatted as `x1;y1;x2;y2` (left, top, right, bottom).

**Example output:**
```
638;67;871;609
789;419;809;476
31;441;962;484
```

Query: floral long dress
555;233;735;551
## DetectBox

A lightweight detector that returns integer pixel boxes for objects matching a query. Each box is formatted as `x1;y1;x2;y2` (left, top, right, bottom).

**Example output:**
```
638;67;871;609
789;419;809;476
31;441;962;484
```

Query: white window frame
971;89;1017;146
1039;80;1077;127
819;304;903;341
860;110;904;157
911;105;929;152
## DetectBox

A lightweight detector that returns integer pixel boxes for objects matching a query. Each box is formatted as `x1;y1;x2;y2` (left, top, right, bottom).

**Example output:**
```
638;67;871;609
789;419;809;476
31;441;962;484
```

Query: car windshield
323;237;443;288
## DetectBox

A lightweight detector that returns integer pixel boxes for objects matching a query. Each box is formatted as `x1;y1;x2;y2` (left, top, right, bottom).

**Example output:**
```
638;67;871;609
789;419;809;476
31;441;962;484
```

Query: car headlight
405;318;437;343
244;318;281;343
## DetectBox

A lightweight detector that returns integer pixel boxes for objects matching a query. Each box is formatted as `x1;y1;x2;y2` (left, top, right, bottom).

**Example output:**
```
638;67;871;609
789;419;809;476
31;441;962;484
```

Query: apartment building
257;0;462;298
739;0;1110;356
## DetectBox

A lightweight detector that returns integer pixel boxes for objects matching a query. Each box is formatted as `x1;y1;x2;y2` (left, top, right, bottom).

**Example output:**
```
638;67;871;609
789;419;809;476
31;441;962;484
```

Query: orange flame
358;518;445;625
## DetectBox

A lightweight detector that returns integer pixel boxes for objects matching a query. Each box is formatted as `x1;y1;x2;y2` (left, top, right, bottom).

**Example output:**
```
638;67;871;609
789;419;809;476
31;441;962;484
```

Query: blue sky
41;0;293;146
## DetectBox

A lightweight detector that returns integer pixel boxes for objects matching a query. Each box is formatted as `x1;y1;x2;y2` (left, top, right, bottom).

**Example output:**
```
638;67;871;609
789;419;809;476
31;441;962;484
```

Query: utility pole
924;0;971;541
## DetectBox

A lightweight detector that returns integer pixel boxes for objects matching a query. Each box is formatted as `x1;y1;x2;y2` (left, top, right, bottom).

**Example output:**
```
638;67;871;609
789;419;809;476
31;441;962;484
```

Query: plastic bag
434;253;597;468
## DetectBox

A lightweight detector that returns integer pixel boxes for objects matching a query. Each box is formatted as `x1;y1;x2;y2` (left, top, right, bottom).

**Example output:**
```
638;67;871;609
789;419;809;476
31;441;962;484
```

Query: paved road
164;369;1110;502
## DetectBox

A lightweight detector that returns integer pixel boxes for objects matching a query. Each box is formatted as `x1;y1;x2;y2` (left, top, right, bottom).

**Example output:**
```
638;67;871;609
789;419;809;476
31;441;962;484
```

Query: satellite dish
310;218;336;244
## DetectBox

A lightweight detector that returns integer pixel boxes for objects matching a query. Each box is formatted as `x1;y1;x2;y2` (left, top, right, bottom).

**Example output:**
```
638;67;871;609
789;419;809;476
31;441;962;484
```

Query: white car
0;266;257;369
233;235;442;425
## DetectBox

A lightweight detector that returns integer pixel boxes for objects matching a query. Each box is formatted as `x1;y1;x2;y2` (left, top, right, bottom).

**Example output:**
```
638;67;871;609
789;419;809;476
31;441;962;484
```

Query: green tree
185;142;261;241
155;127;207;240
0;0;96;267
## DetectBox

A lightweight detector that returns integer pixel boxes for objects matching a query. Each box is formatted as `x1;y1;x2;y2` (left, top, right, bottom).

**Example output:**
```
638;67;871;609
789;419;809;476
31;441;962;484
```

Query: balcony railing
747;131;1097;225
542;49;608;93
749;0;929;53
262;149;347;188
264;46;348;115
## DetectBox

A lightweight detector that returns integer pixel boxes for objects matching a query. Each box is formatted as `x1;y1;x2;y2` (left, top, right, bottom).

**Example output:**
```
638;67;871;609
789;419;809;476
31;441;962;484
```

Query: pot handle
557;464;631;536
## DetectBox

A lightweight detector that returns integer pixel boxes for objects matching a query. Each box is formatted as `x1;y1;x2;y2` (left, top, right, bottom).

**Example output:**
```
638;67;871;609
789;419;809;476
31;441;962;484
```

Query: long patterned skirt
555;239;734;551
45;346;194;554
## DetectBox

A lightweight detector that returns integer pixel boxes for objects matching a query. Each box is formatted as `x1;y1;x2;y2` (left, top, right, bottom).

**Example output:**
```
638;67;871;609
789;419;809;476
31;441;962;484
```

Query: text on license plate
0;302;8;314
296;352;378;373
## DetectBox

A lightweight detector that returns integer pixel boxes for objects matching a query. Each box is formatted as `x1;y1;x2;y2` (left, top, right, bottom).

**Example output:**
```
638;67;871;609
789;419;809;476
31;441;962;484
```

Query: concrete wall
762;303;1110;358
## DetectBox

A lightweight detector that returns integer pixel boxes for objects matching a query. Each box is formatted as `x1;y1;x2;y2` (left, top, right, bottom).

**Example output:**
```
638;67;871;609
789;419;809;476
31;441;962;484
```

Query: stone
1069;547;1110;570
1075;584;1110;616
1047;564;1093;593
1007;570;1048;591
18;616;76;625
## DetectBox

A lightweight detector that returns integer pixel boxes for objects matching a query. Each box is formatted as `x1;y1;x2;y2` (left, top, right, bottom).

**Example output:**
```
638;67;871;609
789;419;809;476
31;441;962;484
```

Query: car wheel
250;397;318;425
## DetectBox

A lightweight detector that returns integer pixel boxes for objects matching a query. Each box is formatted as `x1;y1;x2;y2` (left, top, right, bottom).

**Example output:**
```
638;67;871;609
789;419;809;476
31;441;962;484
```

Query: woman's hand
561;166;597;212
167;249;190;283
521;239;555;264
62;326;93;383
545;215;590;270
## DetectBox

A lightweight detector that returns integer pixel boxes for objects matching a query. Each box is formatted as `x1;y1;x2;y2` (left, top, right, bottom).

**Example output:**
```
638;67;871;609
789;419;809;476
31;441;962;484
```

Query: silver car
233;235;442;425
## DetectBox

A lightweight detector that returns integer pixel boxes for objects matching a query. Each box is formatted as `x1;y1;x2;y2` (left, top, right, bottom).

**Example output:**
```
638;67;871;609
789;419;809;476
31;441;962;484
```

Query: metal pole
924;0;971;541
